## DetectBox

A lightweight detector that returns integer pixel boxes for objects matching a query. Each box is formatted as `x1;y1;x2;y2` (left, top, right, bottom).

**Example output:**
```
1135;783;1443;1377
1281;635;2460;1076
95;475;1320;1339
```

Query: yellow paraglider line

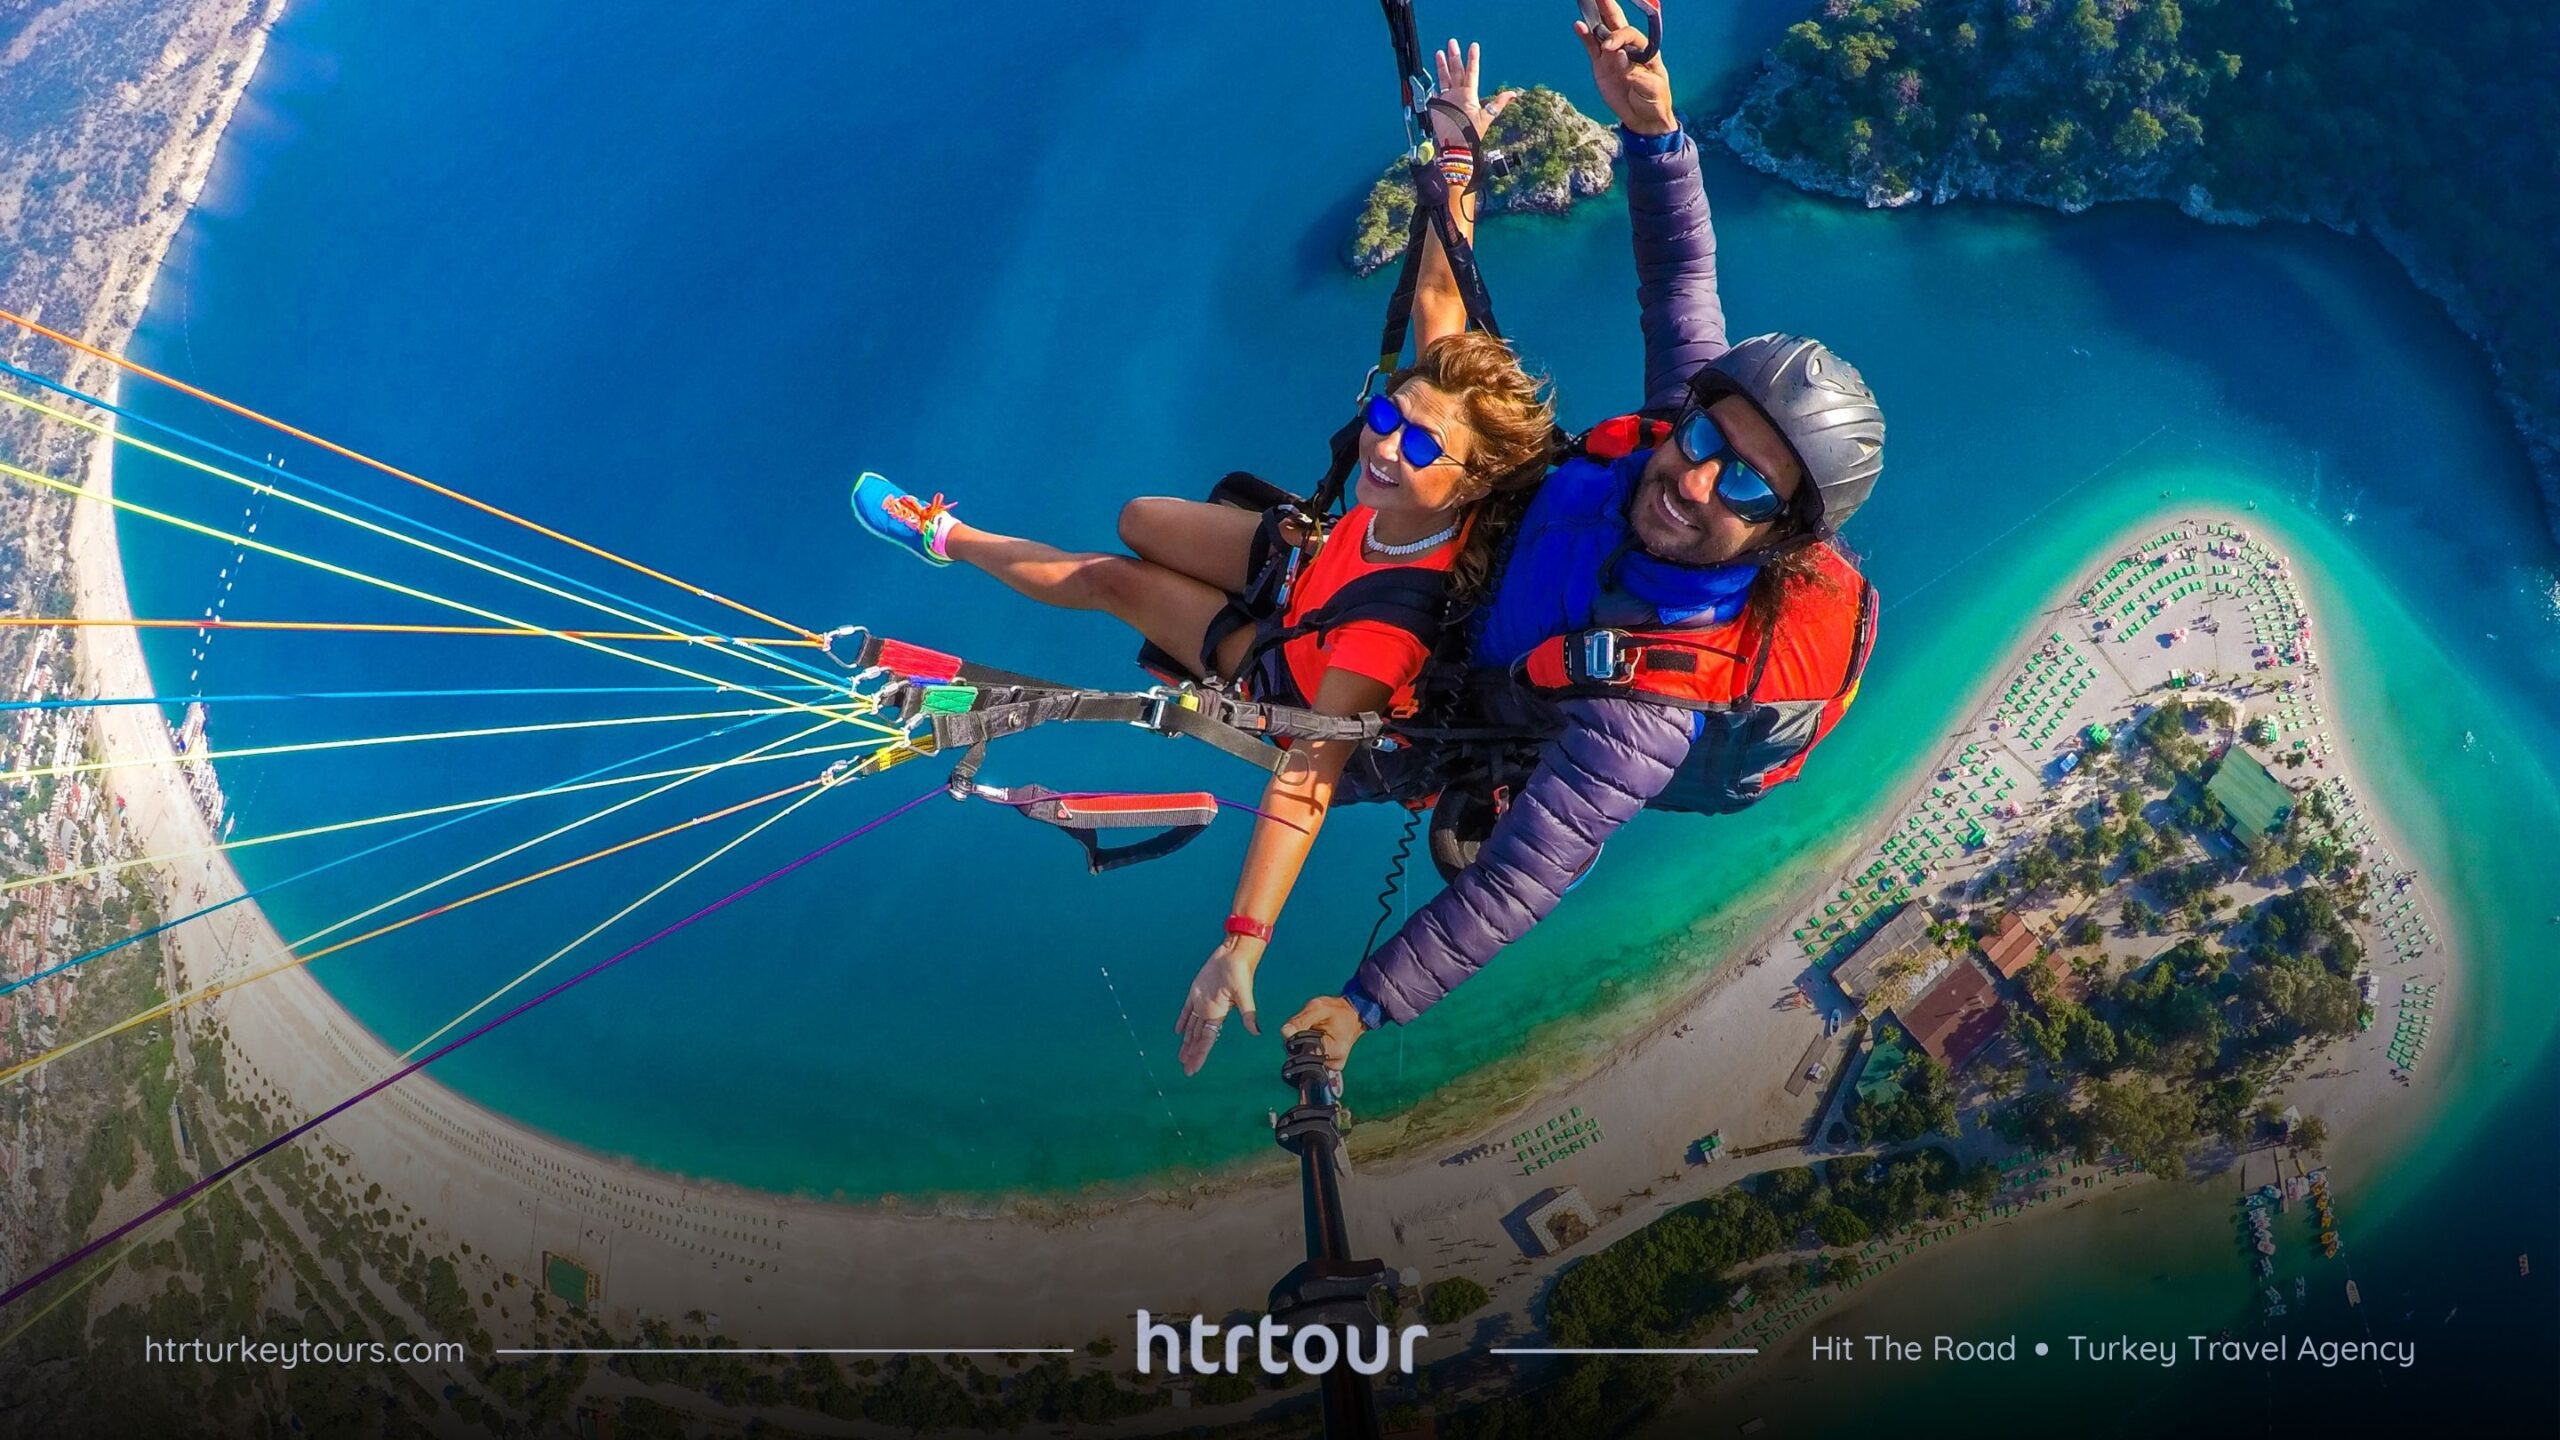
0;773;827;1088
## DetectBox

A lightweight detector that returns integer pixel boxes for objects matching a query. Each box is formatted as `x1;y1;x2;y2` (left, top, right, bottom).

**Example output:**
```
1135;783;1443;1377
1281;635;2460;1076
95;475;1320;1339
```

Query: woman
851;43;1553;1076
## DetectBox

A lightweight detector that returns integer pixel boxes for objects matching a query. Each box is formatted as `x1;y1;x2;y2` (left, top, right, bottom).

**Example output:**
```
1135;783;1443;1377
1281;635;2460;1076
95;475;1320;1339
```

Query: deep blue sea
91;0;2555;1421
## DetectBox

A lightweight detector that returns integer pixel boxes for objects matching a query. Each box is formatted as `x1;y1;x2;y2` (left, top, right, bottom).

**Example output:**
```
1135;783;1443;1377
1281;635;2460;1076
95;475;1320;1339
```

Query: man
1281;1;1887;1070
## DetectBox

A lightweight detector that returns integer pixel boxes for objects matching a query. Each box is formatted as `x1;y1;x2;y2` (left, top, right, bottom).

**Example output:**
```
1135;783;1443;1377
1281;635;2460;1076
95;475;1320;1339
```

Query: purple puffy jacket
1344;125;1728;1028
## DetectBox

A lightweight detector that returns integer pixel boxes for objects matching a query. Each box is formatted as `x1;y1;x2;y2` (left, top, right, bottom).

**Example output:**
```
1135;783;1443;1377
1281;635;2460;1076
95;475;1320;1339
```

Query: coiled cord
1362;808;1423;960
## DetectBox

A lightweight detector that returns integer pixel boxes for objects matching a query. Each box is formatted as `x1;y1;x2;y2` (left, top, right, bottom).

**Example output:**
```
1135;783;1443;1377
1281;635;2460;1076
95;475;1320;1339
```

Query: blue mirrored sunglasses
1672;408;1789;524
1363;392;1458;470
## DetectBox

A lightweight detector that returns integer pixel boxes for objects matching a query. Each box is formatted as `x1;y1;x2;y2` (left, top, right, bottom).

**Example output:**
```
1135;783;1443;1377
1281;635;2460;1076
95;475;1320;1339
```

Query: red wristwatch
1224;914;1274;943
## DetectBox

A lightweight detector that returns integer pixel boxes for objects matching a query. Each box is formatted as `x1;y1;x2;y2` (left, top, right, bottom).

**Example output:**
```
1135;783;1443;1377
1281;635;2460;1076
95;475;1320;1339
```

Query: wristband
1224;914;1274;943
1436;143;1477;192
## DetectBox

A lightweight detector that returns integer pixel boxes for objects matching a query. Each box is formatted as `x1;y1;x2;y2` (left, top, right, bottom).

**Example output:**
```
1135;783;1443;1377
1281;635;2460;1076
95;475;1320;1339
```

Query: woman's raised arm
1413;40;1518;349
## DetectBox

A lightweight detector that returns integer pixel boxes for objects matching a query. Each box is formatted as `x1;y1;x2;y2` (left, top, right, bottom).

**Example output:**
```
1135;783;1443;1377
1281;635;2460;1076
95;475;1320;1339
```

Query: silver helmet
1689;334;1885;534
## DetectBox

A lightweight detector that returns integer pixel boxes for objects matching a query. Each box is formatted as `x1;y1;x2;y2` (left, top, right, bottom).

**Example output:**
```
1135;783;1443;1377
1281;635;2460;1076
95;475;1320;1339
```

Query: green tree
1425;1276;1493;1326
1813;1205;1872;1247
2115;107;2168;157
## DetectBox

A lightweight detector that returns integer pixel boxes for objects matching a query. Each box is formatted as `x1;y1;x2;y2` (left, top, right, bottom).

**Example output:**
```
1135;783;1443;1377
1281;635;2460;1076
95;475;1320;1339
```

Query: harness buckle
1575;629;1637;685
1134;688;1201;735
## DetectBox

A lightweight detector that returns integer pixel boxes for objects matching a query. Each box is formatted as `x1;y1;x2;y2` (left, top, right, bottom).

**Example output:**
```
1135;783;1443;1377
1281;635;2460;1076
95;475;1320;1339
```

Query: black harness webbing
1237;563;1454;693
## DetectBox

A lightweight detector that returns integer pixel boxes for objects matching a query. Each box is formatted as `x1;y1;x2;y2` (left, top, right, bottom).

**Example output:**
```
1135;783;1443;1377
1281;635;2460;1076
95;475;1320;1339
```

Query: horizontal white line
491;1347;1076;1357
1490;1347;1759;1356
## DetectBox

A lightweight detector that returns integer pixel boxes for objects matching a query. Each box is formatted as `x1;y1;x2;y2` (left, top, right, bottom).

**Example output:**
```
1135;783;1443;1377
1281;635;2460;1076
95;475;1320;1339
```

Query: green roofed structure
2208;749;2293;850
543;1252;597;1312
1855;1038;1911;1106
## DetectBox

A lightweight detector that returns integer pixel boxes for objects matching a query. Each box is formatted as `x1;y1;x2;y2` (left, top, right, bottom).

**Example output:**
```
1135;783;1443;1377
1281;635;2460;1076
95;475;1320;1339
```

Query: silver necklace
1364;511;1461;558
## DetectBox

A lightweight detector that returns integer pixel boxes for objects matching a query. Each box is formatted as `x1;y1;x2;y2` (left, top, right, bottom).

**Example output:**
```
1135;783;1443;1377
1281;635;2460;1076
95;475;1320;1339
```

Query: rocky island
1344;86;1620;276
1717;0;2560;541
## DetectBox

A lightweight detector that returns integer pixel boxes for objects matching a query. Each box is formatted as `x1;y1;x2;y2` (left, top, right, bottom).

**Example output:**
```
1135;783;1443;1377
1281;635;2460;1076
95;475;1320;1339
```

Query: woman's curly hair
1386;331;1556;608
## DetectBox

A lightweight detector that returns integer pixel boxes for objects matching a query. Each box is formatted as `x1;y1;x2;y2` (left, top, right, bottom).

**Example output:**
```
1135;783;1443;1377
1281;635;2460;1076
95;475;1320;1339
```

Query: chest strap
1248;564;1453;673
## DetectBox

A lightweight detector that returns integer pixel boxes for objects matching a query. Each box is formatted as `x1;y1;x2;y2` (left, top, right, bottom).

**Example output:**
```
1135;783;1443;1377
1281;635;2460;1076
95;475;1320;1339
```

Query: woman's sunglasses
1363;392;1461;471
1671;407;1790;525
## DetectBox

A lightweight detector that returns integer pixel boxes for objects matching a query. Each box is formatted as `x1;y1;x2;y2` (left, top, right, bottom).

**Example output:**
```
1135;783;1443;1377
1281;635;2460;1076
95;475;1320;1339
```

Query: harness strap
887;668;1389;780
1242;564;1454;682
1375;108;1503;376
1539;626;1757;693
854;633;1074;693
1303;410;1370;533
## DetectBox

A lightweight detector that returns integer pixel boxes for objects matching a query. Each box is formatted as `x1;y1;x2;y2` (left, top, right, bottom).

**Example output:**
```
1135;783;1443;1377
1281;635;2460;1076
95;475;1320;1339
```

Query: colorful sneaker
849;472;957;567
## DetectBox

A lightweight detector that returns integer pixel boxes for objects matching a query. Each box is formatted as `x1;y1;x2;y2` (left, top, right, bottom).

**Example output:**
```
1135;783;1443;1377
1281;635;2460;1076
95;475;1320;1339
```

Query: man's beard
1631;471;1747;566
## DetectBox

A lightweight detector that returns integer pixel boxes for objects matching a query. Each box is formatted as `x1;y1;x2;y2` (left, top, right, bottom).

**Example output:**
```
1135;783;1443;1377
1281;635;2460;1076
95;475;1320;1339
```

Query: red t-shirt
1276;506;1454;711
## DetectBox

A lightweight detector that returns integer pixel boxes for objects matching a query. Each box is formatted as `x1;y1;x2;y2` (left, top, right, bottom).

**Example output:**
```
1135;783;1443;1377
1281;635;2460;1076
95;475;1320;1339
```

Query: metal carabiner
1629;0;1664;64
818;624;872;671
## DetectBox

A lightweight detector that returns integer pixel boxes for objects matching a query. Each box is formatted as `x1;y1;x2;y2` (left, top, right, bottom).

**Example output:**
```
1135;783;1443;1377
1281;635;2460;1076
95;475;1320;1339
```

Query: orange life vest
1513;539;1876;809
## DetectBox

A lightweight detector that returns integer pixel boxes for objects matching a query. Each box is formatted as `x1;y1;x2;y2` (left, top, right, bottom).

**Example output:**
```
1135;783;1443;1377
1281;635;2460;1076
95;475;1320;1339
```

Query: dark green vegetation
1439;1152;1988;1437
1347;87;1617;274
607;1334;1165;1434
1424;1274;1493;1326
1735;0;2559;493
1979;696;2364;1175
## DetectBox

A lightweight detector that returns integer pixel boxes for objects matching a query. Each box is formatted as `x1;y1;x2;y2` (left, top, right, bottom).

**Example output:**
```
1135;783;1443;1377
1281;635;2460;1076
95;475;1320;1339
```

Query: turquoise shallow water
103;0;2555;1245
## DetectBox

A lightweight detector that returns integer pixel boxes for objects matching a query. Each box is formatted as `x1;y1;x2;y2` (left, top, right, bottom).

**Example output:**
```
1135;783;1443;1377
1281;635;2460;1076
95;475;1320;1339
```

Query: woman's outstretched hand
1282;995;1366;1086
1575;0;1677;136
1427;39;1520;147
1176;939;1262;1076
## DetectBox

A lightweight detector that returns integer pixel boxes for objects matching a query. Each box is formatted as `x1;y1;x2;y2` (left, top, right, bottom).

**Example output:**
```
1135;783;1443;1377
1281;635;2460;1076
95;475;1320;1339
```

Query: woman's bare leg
1118;498;1271;592
937;520;1235;678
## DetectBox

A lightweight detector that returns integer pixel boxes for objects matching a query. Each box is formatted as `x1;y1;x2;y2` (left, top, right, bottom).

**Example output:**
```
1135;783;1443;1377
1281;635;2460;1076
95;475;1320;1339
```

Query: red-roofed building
1891;957;2008;1070
1979;912;2043;979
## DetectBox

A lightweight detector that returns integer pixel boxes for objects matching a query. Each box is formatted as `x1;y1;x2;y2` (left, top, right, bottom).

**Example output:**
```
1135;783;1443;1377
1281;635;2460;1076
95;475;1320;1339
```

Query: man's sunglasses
1363;392;1461;471
1671;407;1790;525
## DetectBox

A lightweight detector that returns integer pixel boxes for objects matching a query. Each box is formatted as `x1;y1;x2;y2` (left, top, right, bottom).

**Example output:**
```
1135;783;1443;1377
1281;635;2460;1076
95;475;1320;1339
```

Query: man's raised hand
1575;0;1677;136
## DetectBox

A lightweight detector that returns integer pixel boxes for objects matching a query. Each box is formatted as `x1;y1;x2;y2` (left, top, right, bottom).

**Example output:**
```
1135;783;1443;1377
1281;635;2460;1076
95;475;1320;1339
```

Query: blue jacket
1345;124;1730;1028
